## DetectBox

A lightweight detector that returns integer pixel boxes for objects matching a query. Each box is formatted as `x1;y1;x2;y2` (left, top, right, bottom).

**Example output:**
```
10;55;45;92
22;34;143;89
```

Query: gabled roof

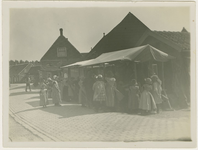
10;63;29;76
86;12;151;59
80;53;88;59
152;31;190;51
41;29;82;61
181;27;189;33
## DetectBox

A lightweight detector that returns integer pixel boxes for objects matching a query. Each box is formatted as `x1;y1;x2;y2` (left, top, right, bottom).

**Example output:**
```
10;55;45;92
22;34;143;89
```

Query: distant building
10;63;33;83
40;28;82;79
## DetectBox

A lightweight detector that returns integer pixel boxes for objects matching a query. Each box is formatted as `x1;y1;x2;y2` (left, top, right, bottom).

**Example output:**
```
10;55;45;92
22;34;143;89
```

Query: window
57;47;67;57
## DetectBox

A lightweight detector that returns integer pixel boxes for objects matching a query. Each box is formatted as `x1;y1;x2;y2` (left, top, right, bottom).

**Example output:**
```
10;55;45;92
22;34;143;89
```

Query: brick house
40;28;82;79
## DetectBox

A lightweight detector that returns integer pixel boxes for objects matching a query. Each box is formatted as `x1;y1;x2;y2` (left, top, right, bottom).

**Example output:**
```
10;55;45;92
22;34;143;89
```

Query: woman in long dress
151;75;163;113
139;78;157;115
105;71;117;110
40;81;48;108
52;76;62;106
93;75;106;112
128;79;140;114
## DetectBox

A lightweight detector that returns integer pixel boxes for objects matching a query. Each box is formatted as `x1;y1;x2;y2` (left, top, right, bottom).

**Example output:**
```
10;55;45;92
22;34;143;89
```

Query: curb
9;108;61;142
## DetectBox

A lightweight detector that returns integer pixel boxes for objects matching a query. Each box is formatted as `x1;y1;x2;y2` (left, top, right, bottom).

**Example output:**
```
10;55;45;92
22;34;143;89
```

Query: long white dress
139;84;157;111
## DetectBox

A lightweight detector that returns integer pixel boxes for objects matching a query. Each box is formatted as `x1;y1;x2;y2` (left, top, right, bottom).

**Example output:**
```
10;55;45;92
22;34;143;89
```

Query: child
128;79;140;114
139;78;157;115
40;81;48;108
92;74;106;112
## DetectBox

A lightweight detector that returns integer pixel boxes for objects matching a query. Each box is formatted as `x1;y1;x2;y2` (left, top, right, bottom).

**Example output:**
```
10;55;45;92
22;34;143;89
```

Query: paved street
9;84;191;142
9;115;43;142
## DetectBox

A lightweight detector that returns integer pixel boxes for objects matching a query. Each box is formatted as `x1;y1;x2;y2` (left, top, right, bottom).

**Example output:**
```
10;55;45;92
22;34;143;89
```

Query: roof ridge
153;30;190;34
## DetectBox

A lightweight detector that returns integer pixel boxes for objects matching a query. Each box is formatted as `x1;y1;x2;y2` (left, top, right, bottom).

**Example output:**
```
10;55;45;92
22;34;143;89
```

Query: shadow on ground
10;91;39;96
10;84;40;91
15;100;97;119
10;85;26;90
26;96;40;100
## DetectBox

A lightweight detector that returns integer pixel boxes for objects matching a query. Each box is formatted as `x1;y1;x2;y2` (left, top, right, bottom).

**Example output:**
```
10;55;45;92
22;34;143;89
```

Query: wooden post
134;62;137;80
162;62;165;89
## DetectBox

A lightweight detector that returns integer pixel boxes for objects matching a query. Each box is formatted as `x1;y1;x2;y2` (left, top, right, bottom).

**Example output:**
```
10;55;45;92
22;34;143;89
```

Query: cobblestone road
9;84;191;142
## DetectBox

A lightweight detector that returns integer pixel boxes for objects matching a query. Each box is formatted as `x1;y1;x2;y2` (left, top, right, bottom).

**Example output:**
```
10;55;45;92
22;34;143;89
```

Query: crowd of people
38;70;173;115
39;75;62;108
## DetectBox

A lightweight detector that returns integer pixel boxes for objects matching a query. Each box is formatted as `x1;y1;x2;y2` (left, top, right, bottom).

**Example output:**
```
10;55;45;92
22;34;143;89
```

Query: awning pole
134;62;137;80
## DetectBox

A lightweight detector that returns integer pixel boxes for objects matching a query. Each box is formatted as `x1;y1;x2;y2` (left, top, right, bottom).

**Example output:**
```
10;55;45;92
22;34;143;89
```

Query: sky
10;6;190;61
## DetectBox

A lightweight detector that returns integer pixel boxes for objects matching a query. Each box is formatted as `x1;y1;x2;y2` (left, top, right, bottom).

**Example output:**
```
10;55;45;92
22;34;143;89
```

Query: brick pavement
9;115;43;142
9;84;191;142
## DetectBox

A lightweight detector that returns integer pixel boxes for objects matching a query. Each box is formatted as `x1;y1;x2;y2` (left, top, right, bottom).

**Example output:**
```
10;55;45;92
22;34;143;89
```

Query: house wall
140;36;190;107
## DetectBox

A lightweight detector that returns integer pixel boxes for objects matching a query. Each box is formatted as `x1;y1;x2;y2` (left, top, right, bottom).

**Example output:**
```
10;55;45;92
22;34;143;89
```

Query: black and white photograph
2;1;196;148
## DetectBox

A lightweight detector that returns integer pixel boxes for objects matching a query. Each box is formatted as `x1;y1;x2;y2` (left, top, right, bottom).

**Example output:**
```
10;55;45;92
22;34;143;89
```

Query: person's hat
47;78;52;81
145;78;152;85
151;74;159;82
96;74;103;80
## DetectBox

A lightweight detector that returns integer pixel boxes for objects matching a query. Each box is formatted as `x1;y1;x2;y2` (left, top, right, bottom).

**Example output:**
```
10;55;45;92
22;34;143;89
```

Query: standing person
73;78;80;102
78;76;88;107
39;80;48;108
46;78;53;99
67;77;75;102
92;75;106;112
52;75;62;106
128;79;140;114
139;78;157;115
151;75;163;113
105;71;117;111
84;71;95;108
25;75;31;92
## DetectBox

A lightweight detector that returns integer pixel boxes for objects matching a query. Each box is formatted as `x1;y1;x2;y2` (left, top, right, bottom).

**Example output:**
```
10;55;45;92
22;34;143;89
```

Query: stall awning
81;44;174;67
61;59;95;68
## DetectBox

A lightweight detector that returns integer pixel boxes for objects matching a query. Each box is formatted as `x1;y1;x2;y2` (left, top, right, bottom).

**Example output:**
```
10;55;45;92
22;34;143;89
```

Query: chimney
103;33;105;37
60;28;63;36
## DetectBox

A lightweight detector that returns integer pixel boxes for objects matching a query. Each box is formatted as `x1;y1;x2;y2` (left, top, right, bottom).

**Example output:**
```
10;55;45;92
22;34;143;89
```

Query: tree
9;60;15;66
20;60;24;64
35;60;40;65
14;60;19;65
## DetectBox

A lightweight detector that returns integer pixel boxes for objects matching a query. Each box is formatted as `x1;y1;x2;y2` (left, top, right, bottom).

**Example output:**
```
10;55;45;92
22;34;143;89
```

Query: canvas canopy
81;44;174;67
61;59;95;68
